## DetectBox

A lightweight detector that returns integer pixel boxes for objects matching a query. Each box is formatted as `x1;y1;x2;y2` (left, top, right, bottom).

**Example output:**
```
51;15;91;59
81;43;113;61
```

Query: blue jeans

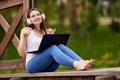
26;44;82;73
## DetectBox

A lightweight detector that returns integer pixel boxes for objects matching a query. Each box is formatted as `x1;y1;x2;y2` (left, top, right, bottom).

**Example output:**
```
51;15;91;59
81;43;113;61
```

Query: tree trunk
58;0;65;33
68;0;76;33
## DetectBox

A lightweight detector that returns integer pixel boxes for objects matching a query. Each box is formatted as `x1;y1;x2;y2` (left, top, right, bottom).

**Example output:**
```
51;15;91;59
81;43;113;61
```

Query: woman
18;8;95;73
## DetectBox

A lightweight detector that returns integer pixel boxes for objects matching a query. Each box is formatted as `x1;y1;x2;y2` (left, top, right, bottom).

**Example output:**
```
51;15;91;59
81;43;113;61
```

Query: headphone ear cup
27;18;32;25
42;13;46;20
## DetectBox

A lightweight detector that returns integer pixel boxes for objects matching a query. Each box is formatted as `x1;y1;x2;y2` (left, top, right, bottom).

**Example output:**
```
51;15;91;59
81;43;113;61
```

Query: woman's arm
18;35;27;58
18;27;31;58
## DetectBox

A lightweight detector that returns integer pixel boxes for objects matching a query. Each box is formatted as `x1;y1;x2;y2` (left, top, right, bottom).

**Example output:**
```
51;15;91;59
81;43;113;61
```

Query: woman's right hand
21;27;32;38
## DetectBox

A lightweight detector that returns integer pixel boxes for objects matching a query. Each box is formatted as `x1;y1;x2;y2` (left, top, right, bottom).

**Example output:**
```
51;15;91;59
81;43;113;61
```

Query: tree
57;0;66;33
109;0;120;32
68;0;77;33
82;1;99;51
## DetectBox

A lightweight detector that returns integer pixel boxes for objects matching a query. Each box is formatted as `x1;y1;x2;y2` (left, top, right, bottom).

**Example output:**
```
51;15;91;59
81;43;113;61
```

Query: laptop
28;34;70;53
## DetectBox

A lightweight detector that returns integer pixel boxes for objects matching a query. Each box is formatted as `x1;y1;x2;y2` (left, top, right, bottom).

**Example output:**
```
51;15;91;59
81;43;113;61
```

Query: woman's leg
58;44;95;70
58;44;83;61
26;45;76;73
44;60;59;72
26;50;57;73
49;45;75;67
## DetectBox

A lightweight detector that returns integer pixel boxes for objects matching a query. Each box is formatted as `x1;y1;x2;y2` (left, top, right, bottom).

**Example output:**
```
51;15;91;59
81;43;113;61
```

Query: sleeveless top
26;30;42;66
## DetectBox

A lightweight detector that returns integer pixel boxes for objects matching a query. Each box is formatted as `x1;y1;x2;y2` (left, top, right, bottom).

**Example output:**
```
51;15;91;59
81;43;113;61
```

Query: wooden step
0;67;120;80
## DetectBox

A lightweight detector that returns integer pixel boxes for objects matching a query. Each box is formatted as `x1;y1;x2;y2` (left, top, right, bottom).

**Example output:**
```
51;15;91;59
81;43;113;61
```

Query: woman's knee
58;44;64;47
50;44;65;49
58;44;66;49
49;45;58;50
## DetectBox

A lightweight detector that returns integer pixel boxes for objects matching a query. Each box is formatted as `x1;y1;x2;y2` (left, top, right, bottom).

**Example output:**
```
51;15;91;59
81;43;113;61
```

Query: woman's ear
27;18;32;25
42;13;46;20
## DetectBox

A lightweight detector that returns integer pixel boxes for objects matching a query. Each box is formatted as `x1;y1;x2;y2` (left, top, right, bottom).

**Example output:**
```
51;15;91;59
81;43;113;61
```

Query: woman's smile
34;18;41;23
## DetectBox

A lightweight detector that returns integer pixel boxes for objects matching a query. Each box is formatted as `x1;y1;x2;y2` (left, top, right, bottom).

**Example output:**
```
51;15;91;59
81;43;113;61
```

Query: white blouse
26;30;42;66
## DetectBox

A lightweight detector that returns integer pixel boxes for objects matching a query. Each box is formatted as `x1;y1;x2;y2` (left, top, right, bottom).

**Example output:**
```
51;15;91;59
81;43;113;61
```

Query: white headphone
26;13;46;25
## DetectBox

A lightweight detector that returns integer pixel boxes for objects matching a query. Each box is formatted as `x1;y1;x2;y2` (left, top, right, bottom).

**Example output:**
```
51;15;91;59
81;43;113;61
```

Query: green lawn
67;25;120;68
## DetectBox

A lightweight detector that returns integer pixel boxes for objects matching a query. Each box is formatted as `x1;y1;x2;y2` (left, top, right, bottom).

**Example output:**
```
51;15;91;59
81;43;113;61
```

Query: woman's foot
73;59;95;71
81;59;95;70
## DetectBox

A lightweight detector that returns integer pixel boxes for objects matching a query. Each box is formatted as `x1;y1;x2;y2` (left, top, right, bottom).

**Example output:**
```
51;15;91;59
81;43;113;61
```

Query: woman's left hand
46;28;56;34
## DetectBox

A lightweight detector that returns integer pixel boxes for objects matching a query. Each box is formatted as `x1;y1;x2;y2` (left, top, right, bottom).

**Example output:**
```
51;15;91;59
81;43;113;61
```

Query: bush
110;20;120;32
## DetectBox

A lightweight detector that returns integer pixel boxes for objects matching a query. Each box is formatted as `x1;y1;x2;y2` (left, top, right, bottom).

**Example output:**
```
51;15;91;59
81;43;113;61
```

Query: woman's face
29;10;43;25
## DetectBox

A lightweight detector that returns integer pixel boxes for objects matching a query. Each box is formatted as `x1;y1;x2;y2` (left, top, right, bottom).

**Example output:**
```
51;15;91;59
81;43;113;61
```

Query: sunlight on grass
0;69;25;74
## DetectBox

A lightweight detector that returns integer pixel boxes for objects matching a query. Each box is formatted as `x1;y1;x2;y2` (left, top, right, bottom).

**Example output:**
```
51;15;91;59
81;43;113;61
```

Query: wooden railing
0;0;32;70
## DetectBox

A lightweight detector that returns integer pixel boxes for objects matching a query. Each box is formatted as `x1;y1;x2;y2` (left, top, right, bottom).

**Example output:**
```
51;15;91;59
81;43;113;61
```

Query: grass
67;25;120;68
57;24;120;71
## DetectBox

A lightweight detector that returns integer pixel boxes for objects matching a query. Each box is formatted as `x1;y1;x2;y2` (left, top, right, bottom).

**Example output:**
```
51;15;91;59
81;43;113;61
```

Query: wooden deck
0;67;120;80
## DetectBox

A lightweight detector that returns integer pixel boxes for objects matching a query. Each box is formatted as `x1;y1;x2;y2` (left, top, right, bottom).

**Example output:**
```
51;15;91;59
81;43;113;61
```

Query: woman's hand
46;28;56;34
21;27;32;38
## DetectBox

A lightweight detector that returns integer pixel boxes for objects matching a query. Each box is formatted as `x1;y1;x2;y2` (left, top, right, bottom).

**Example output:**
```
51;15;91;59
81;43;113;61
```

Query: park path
99;17;112;25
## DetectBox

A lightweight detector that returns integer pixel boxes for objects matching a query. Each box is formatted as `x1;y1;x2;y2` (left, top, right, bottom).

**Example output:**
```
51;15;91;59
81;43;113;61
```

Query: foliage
109;20;120;32
83;2;99;32
110;0;120;18
78;1;100;51
34;0;59;25
109;0;120;32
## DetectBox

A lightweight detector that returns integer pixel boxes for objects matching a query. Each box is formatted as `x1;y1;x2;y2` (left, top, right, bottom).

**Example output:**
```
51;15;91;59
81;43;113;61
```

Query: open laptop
28;34;70;53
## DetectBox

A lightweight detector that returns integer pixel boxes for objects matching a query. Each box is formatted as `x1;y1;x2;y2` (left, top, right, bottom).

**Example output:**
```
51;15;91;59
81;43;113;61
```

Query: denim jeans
26;44;82;73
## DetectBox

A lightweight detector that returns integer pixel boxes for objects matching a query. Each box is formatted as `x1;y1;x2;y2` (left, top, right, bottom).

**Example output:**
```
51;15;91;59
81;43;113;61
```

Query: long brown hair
25;8;47;34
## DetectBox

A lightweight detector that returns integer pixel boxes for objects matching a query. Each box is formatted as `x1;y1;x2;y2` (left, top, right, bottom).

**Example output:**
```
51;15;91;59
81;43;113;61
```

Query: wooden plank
95;76;115;80
0;0;23;10
0;67;120;78
9;78;24;80
71;76;94;80
0;78;9;80
0;59;24;69
28;77;70;80
116;76;120;80
0;14;19;49
0;6;23;58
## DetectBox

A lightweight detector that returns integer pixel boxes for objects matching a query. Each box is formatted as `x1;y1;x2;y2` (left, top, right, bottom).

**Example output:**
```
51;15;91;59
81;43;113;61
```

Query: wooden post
23;0;30;27
0;6;23;58
0;0;32;69
30;0;34;8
